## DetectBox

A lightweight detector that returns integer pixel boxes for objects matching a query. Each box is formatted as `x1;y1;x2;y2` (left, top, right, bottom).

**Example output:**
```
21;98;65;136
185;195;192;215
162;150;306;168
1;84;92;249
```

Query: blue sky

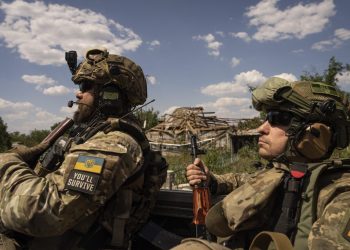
0;0;349;133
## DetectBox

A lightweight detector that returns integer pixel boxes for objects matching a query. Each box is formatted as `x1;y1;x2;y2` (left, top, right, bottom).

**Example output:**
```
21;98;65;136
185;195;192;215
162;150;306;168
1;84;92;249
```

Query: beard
73;103;96;124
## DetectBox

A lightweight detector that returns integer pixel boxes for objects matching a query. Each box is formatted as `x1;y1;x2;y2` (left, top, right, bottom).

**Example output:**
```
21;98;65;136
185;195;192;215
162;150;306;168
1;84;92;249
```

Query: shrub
165;144;264;185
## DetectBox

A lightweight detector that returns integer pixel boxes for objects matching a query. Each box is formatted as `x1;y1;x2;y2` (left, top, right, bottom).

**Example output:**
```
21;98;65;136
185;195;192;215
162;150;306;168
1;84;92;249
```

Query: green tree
299;71;324;83
237;117;263;130
27;129;50;146
10;131;26;145
0;117;12;152
10;129;50;147
300;56;350;85
135;107;160;130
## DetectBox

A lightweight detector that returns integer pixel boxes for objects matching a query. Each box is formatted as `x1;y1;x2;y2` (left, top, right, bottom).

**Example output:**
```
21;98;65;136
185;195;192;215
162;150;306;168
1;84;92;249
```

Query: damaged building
146;107;259;156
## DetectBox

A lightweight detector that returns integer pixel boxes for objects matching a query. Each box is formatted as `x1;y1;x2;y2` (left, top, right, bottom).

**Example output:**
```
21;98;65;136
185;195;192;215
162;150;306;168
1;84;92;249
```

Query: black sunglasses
265;110;293;126
78;82;94;93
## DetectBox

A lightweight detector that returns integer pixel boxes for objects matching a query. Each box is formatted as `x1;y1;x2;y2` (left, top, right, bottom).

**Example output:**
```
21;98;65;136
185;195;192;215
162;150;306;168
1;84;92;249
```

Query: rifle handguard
192;187;211;225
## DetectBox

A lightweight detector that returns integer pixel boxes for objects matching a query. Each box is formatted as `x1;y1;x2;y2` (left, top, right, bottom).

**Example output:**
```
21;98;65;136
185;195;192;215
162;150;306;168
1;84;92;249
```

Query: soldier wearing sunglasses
179;77;350;250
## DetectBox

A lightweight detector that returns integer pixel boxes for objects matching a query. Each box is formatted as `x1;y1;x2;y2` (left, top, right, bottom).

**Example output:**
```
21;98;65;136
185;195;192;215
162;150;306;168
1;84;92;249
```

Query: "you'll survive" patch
65;155;105;194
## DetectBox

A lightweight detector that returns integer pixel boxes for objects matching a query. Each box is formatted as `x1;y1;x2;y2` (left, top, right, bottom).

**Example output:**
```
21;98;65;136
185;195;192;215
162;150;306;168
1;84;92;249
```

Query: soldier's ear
294;123;333;160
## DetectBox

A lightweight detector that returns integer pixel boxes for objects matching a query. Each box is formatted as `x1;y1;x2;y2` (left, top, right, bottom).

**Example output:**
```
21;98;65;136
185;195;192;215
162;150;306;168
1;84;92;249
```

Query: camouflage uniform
209;172;252;195
0;129;141;238
172;78;350;250
0;49;167;249
174;162;350;250
308;165;350;249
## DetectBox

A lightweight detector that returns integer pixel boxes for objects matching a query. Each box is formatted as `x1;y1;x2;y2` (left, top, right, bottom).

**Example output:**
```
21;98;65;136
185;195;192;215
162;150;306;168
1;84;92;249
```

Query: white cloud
4;111;29;121
312;28;350;51
30;110;65;132
199;97;258;119
22;74;72;95
150;40;160;46
311;39;338;51
234;70;267;88
200;97;251;111
230;57;241;68
201;82;247;97
22;74;56;85
146;75;157;85
335;28;350;40
43;85;71;96
213;97;251;107
215;31;225;37
0;97;63;133
201;70;267;97
60;105;76;116
163;106;180;116
273;73;297;82
199;70;297;119
230;32;251;42
193;33;222;57
0;0;142;65
245;0;336;42
336;71;350;88
292;49;304;53
147;40;160;50
0;98;33;110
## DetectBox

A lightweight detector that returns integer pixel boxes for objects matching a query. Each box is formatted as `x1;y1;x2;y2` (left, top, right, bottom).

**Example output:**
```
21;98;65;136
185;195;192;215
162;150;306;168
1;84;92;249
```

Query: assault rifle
190;135;211;239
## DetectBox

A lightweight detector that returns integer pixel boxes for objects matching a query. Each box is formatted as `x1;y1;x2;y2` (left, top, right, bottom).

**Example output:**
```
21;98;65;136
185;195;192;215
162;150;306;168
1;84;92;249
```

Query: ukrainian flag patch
74;155;104;174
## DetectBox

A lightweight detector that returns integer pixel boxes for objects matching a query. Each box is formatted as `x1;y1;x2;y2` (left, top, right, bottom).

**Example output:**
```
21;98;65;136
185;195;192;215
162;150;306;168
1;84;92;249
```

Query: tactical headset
97;83;128;117
293;122;333;161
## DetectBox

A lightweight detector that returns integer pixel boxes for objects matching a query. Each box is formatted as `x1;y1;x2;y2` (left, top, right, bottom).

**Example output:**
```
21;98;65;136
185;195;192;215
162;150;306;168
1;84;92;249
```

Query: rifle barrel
42;117;74;144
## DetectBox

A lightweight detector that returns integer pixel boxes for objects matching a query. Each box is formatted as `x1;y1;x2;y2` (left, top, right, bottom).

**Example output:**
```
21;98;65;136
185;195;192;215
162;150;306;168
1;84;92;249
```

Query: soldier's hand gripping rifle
9;118;74;168
190;135;211;239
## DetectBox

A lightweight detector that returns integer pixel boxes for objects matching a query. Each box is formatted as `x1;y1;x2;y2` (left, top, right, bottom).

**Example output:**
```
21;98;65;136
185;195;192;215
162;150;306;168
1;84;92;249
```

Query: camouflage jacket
0;130;143;248
206;162;350;250
210;172;252;195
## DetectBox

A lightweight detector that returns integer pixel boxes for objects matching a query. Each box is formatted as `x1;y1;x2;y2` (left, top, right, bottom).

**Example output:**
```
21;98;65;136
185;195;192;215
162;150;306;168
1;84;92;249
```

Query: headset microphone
67;100;76;108
67;100;94;109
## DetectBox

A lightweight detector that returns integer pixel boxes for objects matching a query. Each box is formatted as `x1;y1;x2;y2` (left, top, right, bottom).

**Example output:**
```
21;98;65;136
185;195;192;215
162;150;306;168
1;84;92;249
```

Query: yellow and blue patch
65;155;105;194
74;155;104;174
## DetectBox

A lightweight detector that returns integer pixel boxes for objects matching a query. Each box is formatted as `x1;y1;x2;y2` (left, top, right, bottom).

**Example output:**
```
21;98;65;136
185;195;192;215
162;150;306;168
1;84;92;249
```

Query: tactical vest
292;159;350;249
272;159;350;250
2;118;167;250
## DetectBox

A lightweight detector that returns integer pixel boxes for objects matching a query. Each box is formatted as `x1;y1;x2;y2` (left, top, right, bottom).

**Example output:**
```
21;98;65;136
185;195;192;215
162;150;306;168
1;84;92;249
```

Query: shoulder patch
65;155;105;195
74;155;104;174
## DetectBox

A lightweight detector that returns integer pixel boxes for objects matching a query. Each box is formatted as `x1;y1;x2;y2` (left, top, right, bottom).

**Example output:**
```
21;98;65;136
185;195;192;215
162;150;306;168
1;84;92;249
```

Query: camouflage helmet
252;77;350;151
72;48;147;107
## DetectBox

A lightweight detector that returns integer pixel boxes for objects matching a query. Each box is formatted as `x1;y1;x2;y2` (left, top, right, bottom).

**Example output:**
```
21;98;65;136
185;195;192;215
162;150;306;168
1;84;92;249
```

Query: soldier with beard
0;48;167;250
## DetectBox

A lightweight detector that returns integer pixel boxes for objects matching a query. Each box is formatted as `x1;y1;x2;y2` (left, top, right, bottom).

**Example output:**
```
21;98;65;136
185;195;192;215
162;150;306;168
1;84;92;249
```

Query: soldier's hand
8;142;50;165
186;158;210;186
